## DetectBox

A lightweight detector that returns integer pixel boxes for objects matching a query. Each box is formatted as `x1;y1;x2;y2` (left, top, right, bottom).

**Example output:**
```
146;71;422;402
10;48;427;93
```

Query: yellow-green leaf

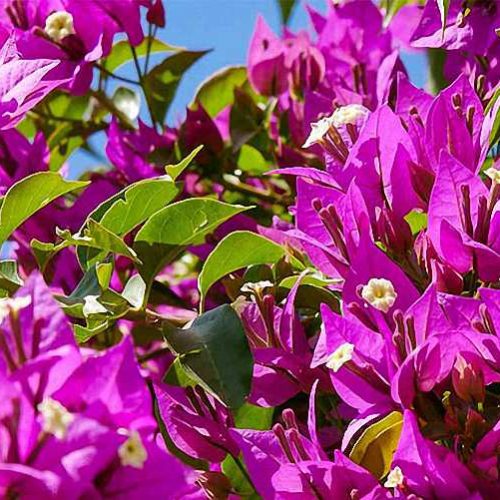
349;411;403;478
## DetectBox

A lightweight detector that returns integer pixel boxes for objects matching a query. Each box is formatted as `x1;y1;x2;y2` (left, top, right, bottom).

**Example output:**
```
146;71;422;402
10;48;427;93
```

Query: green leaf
77;176;178;268
88;177;179;235
349;411;403;479
74;321;110;344
277;0;298;25
485;88;500;150
105;37;179;73
199;231;285;306
222;455;258;498
428;48;448;94
163;357;197;388
230;88;266;150
56;221;139;268
404;211;428;235
237;144;270;174
0;260;23;293
383;0;409;25
165;145;203;180
233;403;274;431
144;49;210;123
193;66;247;117
162;304;253;408
136;198;251;246
0;172;88;246
134;242;183;296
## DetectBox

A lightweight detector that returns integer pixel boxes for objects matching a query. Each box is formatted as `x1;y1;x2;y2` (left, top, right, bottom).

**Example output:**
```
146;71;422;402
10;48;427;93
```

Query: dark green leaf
144;49;210;123
162;304;253;408
0;260;23;293
277;0;298;25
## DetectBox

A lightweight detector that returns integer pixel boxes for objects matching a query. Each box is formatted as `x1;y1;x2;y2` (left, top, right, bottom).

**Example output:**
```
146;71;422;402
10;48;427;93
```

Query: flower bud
147;0;166;28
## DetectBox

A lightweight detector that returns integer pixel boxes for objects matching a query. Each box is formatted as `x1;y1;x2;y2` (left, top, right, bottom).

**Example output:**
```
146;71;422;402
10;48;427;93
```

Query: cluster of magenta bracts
1;0;500;498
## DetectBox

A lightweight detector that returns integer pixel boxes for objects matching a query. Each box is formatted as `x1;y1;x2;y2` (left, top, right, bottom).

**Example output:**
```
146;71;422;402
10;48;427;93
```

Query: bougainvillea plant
0;0;499;497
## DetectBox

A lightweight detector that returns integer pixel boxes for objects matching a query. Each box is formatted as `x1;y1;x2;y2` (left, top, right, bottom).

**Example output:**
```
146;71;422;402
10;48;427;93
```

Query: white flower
38;398;74;439
384;466;404;488
326;342;354;372
45;11;75;42
485;167;500;185
331;104;370;128
118;430;148;469
303;116;333;148
0;295;31;322
361;278;397;313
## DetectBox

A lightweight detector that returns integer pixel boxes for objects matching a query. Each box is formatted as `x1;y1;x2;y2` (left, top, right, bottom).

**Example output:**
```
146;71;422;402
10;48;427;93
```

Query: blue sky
71;0;426;173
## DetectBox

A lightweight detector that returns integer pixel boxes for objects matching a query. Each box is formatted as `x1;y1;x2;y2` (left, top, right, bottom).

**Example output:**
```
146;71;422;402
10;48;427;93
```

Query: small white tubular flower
331;104;370;128
326;342;354;372
361;278;397;313
485;167;500;185
38;398;74;439
45;11;75;42
0;295;31;322
118;430;148;469
303;116;332;148
384;466;404;488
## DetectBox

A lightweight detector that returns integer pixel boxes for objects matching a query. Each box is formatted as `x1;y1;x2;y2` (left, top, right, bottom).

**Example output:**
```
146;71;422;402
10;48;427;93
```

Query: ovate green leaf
198;231;285;305
136;198;250;246
0;172;88;246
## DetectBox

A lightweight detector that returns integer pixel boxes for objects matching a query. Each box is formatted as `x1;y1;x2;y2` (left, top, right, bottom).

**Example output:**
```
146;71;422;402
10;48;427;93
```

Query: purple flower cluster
0;0;499;498
0;274;200;498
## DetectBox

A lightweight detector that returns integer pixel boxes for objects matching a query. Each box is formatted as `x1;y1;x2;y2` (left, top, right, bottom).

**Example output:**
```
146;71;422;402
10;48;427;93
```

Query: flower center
118;430;148;469
485;167;500;185
326;342;354;372
384;466;404;488
331;104;369;127
44;11;75;43
361;278;397;313
38;397;74;439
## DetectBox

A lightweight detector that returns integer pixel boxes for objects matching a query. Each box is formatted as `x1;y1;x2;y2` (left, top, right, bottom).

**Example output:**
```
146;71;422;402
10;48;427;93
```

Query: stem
232;454;258;494
94;62;141;86
144;25;155;74
131;44;158;130
220;175;292;205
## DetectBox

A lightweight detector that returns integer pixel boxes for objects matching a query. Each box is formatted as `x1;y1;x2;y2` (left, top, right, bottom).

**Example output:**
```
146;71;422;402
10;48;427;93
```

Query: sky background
71;0;426;174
